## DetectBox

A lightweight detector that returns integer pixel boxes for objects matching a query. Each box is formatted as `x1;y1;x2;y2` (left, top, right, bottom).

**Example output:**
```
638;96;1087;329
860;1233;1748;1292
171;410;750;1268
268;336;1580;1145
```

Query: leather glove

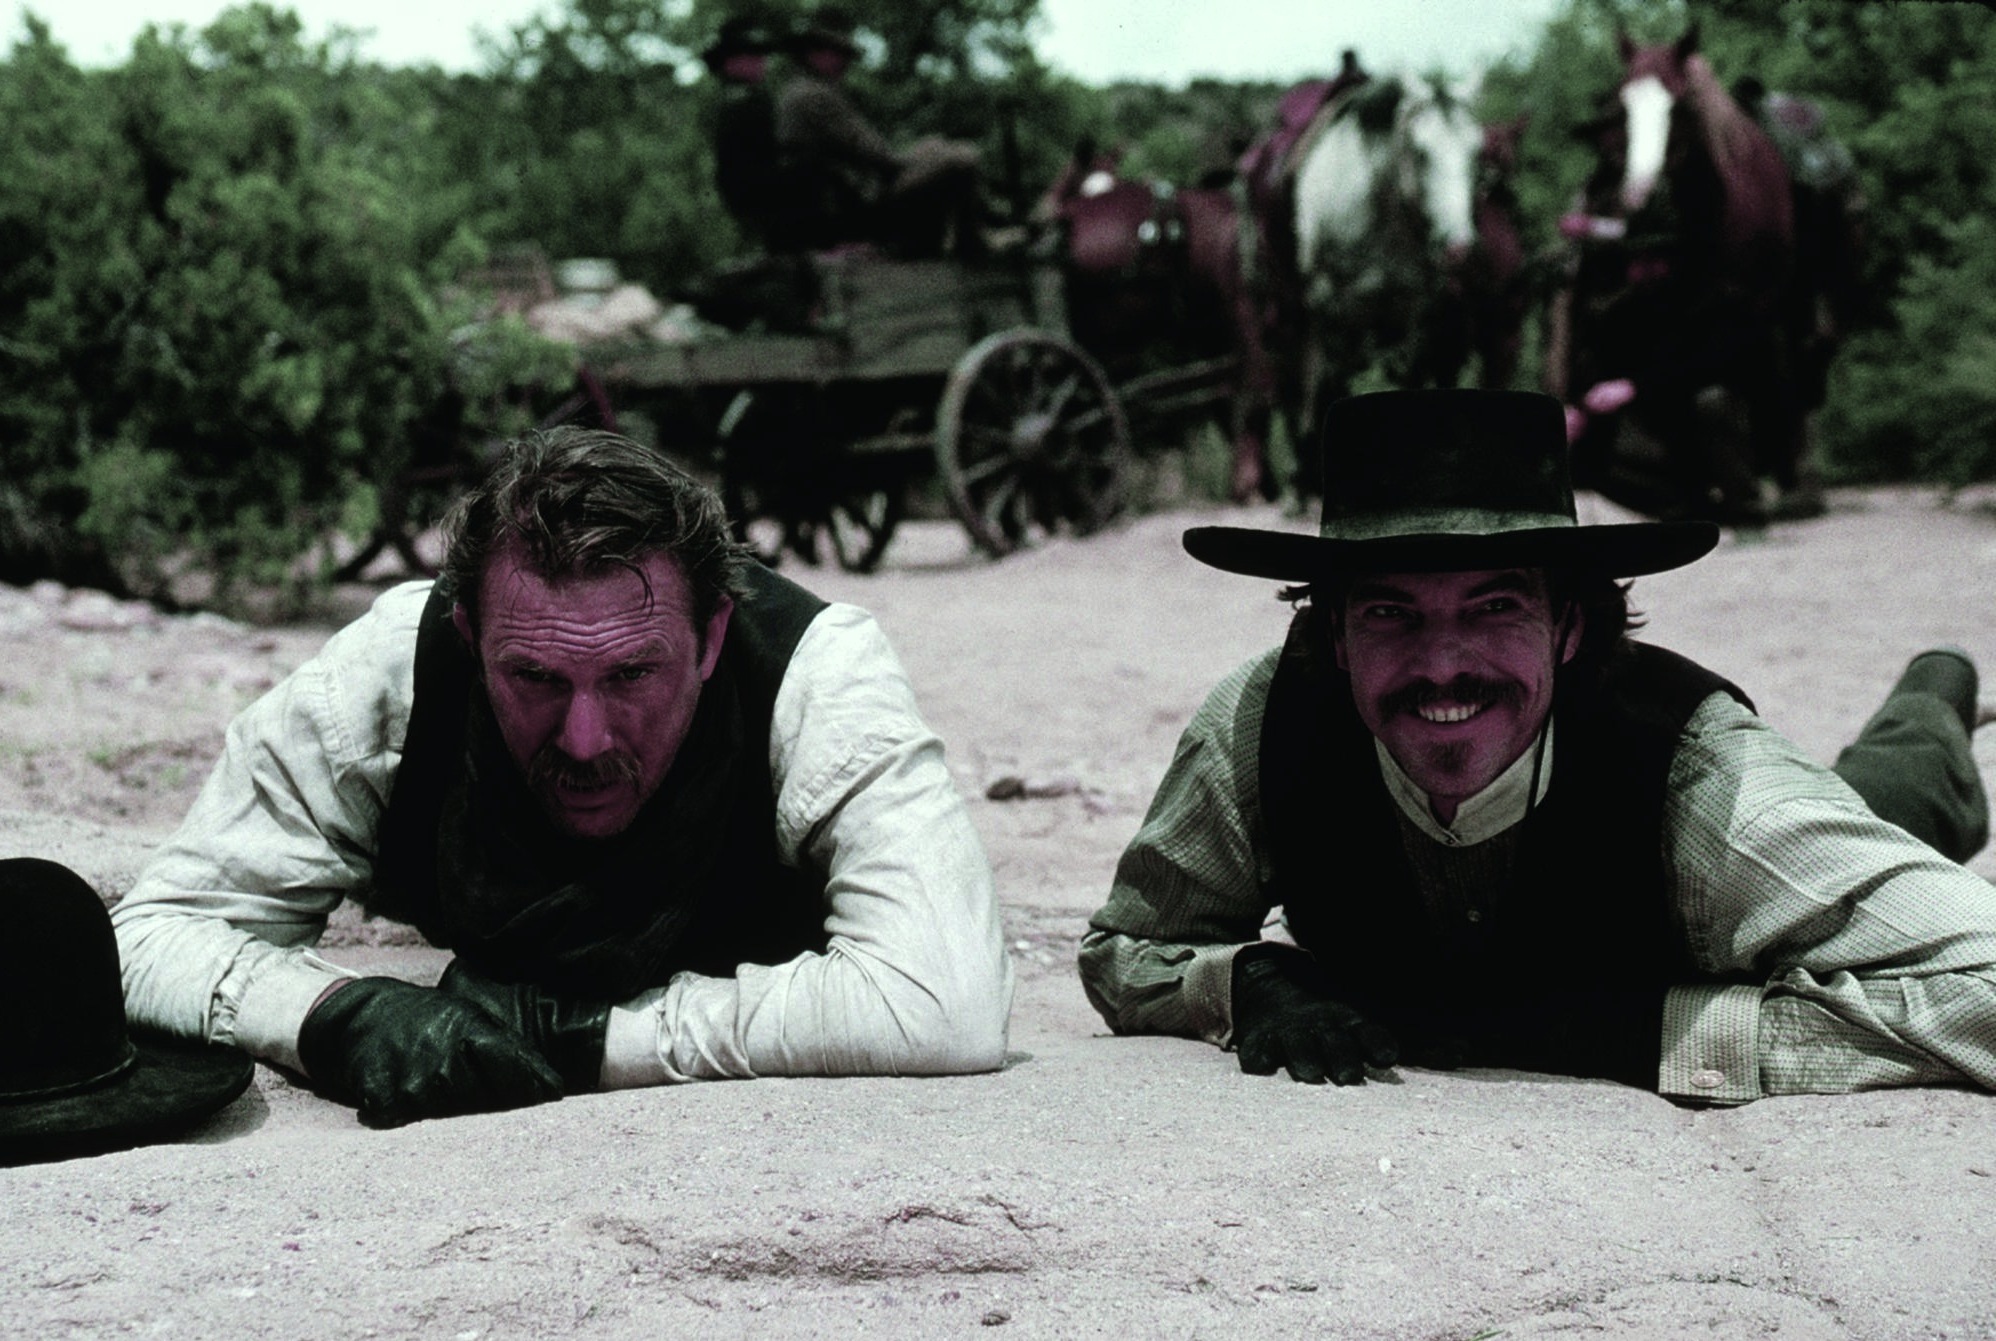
1230;943;1402;1085
297;976;564;1129
436;959;614;1093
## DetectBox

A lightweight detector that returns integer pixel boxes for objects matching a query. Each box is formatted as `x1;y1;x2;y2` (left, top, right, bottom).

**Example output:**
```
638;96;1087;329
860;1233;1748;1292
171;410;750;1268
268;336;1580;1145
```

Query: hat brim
1182;520;1719;581
0;1029;256;1167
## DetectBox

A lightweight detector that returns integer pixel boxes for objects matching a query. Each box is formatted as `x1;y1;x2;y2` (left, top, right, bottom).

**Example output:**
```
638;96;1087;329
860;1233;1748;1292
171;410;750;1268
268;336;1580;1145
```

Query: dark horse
1558;28;1799;525
1041;153;1283;502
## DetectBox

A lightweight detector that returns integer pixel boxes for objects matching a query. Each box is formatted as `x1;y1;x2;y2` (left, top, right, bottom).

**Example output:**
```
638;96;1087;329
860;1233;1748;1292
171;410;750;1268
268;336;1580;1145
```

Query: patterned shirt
1080;645;1996;1104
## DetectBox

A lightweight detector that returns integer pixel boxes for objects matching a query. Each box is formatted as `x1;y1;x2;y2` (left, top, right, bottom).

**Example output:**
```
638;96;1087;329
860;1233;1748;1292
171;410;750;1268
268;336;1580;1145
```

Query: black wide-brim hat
701;15;779;71
0;859;254;1167
1184;389;1717;580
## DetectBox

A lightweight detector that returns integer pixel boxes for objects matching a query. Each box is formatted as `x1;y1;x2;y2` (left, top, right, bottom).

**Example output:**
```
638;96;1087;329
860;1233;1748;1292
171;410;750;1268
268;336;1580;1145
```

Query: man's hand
1230;944;1402;1085
297;977;564;1128
436;960;613;1093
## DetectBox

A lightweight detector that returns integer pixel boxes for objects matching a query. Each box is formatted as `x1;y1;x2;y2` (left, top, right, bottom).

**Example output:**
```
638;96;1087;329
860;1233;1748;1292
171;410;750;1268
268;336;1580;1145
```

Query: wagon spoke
960;452;1013;485
980;471;1023;527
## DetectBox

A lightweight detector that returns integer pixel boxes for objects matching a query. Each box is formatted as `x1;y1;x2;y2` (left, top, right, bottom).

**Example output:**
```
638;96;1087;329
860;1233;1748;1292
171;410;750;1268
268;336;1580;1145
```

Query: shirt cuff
599;985;676;1088
1194;942;1251;1048
1659;982;1764;1104
227;954;355;1073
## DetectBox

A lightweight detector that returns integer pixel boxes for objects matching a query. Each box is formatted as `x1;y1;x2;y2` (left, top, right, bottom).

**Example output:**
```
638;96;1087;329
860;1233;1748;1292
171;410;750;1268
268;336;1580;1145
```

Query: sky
19;0;1567;82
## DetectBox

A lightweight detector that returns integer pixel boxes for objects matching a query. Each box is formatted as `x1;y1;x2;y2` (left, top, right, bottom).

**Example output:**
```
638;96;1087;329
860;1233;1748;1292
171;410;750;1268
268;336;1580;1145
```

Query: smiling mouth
1416;702;1488;724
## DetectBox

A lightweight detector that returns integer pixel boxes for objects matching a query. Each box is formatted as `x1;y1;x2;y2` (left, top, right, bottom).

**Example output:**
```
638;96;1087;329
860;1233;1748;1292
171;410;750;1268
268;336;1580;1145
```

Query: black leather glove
436;959;614;1093
1230;943;1403;1085
297;976;564;1128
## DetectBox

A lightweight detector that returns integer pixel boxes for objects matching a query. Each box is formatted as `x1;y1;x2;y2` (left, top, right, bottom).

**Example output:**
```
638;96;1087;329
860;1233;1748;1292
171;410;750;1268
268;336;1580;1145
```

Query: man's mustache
1378;674;1526;719
528;744;643;793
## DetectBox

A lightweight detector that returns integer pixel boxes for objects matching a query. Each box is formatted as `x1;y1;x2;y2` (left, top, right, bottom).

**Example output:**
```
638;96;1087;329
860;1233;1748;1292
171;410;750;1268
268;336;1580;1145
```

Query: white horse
1280;75;1485;494
1291;74;1483;280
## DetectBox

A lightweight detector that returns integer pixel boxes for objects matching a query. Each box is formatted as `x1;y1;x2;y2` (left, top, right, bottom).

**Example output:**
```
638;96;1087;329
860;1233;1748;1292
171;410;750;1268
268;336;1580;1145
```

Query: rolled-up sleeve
1078;651;1278;1047
599;604;1012;1083
111;583;426;1071
1662;693;1996;1103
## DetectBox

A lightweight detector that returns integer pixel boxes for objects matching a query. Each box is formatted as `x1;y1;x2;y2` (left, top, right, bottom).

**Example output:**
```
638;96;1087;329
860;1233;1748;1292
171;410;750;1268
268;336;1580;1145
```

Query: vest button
1465;909;1482;923
1690;1068;1725;1090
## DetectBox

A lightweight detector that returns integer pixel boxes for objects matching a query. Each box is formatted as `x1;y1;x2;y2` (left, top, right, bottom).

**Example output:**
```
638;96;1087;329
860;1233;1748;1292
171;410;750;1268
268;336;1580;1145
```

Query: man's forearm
1077;926;1244;1046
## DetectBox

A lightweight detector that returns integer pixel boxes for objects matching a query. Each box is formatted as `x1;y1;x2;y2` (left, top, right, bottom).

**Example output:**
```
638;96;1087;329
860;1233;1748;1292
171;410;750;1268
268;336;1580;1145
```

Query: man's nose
555;691;615;760
1407;624;1481;680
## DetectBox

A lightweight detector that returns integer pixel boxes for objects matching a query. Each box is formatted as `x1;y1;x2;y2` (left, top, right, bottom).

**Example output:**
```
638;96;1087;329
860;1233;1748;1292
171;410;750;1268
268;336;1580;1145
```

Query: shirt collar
1374;719;1555;848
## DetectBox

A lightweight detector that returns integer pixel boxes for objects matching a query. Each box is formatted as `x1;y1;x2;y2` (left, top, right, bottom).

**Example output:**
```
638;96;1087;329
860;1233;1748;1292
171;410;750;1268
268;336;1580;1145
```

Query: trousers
1834;685;1989;864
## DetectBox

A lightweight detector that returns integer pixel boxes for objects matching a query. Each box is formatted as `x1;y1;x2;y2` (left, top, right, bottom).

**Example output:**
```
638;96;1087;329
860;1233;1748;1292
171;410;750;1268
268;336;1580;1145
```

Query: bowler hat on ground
0;858;255;1166
1184;389;1718;580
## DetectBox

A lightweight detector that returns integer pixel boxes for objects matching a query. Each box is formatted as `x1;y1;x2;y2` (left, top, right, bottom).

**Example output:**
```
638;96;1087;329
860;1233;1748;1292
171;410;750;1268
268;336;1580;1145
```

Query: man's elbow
888;957;1012;1076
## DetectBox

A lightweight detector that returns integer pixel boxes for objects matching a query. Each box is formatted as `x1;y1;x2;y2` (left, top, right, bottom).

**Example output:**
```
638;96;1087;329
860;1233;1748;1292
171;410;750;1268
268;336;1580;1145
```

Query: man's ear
451;602;476;651
1558;602;1587;666
697;596;734;681
1326;605;1350;672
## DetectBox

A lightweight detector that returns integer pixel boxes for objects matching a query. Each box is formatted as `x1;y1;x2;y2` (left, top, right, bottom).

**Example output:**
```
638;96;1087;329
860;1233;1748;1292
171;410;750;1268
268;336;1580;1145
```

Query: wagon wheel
823;483;905;573
935;329;1132;558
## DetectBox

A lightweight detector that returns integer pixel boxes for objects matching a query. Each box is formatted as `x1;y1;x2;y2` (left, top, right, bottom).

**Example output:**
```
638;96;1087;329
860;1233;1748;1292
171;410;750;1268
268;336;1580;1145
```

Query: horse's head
1392;75;1484;260
1616;25;1702;213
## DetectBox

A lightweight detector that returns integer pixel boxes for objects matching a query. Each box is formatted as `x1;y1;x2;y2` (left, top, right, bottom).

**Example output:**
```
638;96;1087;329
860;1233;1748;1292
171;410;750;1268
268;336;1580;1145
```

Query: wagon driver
1083;388;1996;1103
105;427;1012;1127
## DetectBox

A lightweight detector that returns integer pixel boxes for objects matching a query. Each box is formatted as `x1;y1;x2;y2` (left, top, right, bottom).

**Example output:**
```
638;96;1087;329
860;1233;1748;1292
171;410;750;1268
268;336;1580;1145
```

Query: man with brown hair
1083;389;1996;1102
113;428;1011;1127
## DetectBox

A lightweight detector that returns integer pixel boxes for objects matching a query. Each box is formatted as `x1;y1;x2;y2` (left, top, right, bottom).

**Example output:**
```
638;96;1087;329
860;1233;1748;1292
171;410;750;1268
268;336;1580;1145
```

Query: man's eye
1481;597;1520;614
511;667;556;685
1364;605;1409;621
614;666;654;682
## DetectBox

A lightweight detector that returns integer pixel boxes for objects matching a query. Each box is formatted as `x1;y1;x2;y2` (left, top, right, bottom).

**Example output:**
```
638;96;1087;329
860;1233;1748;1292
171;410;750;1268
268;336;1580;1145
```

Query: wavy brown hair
440;427;749;633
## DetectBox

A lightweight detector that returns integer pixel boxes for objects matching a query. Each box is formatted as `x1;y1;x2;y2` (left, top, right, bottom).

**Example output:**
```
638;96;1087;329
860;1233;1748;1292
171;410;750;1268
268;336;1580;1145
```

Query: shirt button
1690;1069;1725;1090
1465;909;1482;923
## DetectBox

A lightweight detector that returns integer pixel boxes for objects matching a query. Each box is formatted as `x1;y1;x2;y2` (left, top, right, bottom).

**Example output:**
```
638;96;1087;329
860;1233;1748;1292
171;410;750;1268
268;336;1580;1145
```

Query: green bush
0;7;565;607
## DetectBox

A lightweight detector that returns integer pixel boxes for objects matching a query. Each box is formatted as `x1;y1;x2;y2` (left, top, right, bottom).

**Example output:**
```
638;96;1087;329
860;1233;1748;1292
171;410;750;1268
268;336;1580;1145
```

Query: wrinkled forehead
1343;566;1552;605
476;542;695;627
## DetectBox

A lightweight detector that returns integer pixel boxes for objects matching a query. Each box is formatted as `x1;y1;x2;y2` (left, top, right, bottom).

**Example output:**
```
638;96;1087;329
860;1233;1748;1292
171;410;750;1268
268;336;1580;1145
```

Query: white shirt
1374;722;1557;848
111;581;1013;1086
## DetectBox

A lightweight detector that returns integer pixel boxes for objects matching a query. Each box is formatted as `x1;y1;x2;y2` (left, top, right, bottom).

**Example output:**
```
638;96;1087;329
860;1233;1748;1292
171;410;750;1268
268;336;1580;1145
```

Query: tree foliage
2;0;1992;608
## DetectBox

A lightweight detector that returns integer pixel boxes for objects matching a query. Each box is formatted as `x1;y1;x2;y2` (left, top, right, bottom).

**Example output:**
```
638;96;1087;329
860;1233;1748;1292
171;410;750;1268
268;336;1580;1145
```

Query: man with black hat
110;428;1010;1130
702;13;785;248
1081;388;1996;1104
772;5;985;257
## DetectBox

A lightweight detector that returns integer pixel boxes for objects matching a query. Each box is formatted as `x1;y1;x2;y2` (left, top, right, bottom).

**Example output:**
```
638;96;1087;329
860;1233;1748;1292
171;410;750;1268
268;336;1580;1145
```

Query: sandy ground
6;487;1996;1339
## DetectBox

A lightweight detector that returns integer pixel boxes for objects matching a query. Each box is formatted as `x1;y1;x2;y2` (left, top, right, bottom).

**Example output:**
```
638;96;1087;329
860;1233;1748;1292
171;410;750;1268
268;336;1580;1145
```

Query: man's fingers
462;1029;565;1107
1236;1030;1282;1076
1317;1029;1368;1086
1281;1028;1330;1085
1355;1020;1401;1070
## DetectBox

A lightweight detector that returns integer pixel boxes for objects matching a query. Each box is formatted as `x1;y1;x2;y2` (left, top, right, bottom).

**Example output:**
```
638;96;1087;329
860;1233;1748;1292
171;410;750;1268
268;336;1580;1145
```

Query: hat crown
0;862;133;1102
1320;390;1576;544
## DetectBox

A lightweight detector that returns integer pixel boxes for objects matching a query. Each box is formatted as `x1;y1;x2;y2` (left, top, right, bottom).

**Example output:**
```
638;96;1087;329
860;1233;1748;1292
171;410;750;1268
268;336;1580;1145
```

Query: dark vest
368;563;829;999
1258;621;1752;1021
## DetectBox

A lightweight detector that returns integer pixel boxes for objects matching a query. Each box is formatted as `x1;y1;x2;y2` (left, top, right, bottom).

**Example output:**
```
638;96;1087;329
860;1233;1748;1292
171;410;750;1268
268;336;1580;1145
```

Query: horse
1561;27;1800;525
1285;74;1488;493
1042;152;1284;501
1464;114;1533;394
